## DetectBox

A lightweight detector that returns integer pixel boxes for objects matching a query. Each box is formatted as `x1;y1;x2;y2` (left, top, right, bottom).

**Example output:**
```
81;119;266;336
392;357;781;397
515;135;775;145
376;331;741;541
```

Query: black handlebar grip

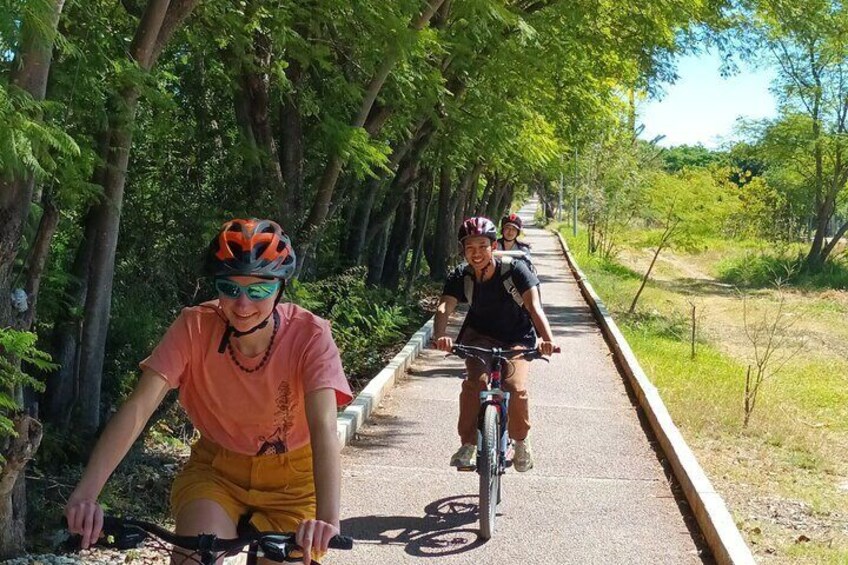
329;535;354;550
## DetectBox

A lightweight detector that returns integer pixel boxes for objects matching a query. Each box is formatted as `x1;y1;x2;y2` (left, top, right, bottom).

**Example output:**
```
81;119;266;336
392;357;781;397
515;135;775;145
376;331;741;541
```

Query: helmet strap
216;280;287;354
217;307;277;354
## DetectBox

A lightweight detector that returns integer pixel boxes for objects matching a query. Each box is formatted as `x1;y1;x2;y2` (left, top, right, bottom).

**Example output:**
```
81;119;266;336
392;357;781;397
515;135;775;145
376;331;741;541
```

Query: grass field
557;223;848;564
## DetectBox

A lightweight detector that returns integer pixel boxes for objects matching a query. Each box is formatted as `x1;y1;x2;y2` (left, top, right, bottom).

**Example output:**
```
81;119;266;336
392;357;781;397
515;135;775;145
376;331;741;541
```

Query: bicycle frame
478;353;511;479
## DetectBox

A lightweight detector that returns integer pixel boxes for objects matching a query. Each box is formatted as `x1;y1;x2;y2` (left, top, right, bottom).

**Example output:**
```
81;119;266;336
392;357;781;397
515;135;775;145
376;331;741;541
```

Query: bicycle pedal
455;465;477;472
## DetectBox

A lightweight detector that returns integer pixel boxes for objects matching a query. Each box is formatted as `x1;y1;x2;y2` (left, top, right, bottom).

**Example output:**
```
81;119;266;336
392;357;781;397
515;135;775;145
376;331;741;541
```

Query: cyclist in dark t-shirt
433;216;557;472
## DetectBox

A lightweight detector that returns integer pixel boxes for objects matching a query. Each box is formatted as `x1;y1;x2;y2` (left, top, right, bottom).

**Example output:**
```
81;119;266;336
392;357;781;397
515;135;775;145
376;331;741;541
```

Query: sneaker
450;444;477;468
513;437;534;472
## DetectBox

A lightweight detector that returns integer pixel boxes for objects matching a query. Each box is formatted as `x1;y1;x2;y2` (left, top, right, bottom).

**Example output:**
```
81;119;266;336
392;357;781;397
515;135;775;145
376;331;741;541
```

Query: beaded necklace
227;310;279;373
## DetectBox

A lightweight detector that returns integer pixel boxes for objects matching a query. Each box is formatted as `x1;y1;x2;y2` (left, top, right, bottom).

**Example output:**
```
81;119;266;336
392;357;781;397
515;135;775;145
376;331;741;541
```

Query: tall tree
740;0;848;270
77;0;199;433
0;1;67;555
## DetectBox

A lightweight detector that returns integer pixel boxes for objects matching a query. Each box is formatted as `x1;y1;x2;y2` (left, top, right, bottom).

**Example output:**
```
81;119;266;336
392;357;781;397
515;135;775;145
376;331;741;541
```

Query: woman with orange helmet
65;218;352;565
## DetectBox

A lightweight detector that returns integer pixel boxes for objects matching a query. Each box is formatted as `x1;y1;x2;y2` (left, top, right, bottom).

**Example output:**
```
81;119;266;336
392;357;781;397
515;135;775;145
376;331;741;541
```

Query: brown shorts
171;436;316;533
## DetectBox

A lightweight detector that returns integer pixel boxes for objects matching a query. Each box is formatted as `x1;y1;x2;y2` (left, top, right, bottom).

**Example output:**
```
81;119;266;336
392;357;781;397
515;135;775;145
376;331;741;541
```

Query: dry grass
562;226;848;564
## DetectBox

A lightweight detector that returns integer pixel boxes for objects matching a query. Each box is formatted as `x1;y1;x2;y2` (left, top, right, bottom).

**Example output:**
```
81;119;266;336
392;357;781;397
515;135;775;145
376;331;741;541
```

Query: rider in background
433;217;557;472
65;219;352;565
497;213;531;255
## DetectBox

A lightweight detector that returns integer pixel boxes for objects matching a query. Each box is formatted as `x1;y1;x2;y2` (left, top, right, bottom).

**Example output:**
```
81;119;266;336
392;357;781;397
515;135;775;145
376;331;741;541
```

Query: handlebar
449;344;560;363
71;515;353;563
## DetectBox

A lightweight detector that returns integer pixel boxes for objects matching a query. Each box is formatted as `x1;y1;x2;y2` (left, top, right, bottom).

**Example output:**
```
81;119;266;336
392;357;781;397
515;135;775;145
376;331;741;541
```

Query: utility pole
558;168;564;222
572;146;578;236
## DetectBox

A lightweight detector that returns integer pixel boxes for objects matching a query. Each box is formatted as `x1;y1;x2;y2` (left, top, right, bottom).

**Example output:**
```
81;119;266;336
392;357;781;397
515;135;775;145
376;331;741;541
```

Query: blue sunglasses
215;278;280;301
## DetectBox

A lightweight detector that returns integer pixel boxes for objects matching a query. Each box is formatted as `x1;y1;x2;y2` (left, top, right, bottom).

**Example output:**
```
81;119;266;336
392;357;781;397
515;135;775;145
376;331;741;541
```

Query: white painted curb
552;229;756;565
336;317;434;447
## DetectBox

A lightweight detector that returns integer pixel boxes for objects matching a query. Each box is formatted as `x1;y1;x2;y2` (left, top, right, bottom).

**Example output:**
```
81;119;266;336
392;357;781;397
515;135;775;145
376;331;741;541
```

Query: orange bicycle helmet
207;219;296;280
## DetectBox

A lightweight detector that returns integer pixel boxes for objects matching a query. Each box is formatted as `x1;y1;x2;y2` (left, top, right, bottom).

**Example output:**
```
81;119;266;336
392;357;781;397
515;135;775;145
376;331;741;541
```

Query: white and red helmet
457;217;497;243
501;213;523;232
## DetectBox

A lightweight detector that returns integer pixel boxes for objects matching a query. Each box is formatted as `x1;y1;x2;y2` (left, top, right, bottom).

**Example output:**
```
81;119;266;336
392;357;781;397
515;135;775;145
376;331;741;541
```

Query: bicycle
448;344;556;540
68;514;354;564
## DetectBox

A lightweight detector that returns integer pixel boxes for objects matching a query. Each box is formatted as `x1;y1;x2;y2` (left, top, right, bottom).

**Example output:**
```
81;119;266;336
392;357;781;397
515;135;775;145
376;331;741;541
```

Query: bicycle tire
478;403;500;540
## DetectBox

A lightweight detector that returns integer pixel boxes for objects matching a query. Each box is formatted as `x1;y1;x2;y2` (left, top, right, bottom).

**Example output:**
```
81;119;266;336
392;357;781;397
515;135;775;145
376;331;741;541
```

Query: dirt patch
612;248;848;562
615;248;848;362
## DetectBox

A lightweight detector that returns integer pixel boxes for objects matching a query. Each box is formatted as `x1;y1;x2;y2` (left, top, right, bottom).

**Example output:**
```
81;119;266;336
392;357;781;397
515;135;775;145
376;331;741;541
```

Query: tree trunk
487;179;512;220
77;0;198;433
462;164;481;220
347;123;429;263
18;192;60;331
496;182;516;220
476;175;494;216
243;32;286;207
0;415;43;560
0;0;66;328
0;1;64;557
346;178;383;265
406;173;434;291
629;221;677;314
380;190;415;289
484;175;508;219
365;225;390;286
44;209;98;428
297;0;446;252
429;165;454;281
363;160;420;248
232;73;263;195
279;60;304;229
451;161;484;227
43;125;110;428
363;122;436;250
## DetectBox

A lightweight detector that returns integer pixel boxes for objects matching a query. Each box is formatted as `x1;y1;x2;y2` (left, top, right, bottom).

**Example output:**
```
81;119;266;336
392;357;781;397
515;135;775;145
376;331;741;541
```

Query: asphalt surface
337;203;712;564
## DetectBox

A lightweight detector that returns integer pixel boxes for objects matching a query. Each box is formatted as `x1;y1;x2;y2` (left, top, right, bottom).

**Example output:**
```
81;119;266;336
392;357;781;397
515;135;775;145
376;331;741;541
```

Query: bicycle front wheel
478;403;500;540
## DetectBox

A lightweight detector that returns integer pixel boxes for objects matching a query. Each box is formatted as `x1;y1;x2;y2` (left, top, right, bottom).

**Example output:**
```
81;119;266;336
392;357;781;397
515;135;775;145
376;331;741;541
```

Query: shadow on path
341;495;487;558
346;413;425;453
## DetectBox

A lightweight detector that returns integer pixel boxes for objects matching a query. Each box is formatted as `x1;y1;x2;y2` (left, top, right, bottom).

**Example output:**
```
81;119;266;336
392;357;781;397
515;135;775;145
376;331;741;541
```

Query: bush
718;252;848;289
287;267;430;383
717;253;803;287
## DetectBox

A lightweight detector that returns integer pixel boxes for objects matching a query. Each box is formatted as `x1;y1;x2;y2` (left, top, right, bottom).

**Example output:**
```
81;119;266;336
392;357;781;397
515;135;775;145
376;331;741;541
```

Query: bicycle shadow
341;495;487;557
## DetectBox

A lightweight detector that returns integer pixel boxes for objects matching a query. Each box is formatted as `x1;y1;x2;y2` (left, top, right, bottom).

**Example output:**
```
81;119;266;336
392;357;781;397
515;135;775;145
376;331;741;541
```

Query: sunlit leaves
0;83;80;181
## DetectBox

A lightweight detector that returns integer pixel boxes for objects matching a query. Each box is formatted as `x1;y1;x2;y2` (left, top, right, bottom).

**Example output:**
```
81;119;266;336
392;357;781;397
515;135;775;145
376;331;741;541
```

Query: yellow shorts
171;436;316;533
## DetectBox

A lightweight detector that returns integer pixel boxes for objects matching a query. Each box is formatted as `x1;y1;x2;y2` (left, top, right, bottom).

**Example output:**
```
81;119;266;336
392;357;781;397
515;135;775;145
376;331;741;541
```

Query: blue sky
638;51;777;149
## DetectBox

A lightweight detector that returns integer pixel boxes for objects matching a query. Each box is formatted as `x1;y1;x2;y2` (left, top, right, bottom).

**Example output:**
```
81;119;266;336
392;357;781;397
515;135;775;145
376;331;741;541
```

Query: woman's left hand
296;519;340;565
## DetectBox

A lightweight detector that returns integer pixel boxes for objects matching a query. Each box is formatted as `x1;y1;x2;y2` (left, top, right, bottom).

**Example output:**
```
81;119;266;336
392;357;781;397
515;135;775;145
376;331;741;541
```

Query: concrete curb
551;229;756;565
336;317;434;447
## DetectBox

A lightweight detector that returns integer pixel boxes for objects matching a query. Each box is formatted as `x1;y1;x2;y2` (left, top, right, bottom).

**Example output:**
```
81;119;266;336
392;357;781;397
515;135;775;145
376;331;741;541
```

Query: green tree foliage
661;144;725;173
0;329;53;452
0;0;731;552
729;0;848;270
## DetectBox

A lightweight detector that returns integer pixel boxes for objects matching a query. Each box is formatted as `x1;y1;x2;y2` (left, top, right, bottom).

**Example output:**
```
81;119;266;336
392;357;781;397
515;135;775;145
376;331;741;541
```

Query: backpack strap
463;259;524;308
463;264;475;305
500;256;524;307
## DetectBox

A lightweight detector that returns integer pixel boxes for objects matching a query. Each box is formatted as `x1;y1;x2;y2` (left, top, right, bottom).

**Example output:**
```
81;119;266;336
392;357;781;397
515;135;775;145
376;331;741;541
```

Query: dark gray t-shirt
443;259;539;346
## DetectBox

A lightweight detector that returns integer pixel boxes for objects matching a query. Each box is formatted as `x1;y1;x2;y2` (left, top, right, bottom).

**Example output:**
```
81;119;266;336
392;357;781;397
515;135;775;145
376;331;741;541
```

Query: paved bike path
338;204;711;564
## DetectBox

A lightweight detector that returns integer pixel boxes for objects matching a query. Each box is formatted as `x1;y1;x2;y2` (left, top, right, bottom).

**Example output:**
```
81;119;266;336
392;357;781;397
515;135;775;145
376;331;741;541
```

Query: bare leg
172;499;237;565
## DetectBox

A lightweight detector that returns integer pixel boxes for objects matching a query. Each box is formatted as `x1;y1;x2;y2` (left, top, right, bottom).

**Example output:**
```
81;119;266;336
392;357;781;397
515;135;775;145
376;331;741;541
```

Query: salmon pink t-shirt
140;301;352;456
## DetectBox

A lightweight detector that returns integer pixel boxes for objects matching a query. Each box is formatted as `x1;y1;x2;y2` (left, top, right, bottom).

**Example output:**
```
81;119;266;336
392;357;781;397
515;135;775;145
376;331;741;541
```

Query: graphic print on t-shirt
256;380;297;455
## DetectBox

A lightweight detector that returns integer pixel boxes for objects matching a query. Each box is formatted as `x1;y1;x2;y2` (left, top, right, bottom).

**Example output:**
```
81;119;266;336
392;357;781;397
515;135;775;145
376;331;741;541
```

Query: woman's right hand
433;335;454;352
65;492;104;549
